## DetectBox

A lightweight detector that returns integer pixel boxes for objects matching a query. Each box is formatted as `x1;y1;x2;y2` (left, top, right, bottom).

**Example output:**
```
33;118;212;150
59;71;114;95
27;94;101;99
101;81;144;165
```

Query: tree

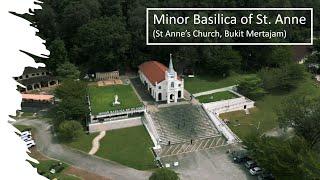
200;47;242;77
58;120;83;141
277;96;320;148
259;63;304;91
72;16;130;72
237;76;266;100
47;38;68;71
56;61;81;80
149;168;179;180
245;135;320;179
53;80;88;126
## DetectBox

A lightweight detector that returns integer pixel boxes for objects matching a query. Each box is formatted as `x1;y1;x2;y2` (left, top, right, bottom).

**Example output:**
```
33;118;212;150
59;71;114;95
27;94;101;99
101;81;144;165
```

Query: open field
64;133;98;153
88;84;143;115
196;91;238;103
95;126;156;170
220;76;320;139
184;73;256;94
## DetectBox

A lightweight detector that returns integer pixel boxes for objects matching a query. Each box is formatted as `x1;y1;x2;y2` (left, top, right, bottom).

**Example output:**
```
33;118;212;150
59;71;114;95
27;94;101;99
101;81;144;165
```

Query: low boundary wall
88;117;142;133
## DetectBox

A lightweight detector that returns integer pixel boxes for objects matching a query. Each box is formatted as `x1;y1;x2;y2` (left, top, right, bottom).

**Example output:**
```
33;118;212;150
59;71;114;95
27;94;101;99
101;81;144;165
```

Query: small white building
138;54;184;103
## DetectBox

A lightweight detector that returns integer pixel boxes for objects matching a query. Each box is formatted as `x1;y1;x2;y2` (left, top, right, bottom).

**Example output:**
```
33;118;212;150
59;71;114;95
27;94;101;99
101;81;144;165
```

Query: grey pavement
14;119;151;180
161;145;256;180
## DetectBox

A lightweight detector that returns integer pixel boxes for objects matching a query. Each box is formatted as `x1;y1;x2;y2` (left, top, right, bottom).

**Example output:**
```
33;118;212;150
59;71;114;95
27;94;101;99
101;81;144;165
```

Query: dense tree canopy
58;120;84;141
278;96;320;147
237;76;265;100
259;63;305;91
53;80;88;127
30;0;319;77
245;135;320;179
56;61;81;81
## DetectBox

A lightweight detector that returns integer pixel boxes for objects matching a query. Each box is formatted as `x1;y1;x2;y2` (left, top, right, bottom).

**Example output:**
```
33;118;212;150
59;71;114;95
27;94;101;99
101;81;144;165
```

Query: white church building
138;54;184;103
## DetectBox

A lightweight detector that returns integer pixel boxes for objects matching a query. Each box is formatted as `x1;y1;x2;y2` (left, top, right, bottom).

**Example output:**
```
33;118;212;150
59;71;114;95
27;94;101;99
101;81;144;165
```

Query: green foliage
72;16;130;72
237;76;266;100
314;39;320;52
278;96;320;147
201;47;242;77
32;0;317;75
149;168;179;180
244;135;320;179
53;80;88;127
259;64;305;91
47;38;68;71
56;61;81;80
58;120;83;141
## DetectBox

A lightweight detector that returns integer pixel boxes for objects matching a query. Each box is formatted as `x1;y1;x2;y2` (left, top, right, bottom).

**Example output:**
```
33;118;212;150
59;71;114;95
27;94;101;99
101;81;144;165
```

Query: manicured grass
29;159;71;179
96;126;156;170
20;112;34;117
184;73;256;94
196;91;238;103
14;125;32;132
220;76;320;140
88;85;143;115
64;133;98;153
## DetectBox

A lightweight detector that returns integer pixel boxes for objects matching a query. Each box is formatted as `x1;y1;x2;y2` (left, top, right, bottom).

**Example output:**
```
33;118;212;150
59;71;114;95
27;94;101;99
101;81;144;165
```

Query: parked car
231;150;250;163
245;160;257;169
249;167;263;175
21;136;32;142
21;131;31;137
25;140;35;148
258;172;275;180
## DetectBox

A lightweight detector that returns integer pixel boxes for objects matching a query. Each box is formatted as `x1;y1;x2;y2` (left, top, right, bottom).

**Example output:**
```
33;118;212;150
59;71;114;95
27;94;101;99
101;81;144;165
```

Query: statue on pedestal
112;94;121;106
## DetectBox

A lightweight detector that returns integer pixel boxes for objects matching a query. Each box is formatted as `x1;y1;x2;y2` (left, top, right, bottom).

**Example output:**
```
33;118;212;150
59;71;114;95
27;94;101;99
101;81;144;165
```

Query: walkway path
14;119;151;180
89;131;106;155
193;85;236;97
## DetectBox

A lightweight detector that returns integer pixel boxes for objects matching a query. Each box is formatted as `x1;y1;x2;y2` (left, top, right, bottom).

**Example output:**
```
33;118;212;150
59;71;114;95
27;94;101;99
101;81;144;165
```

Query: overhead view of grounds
6;0;320;180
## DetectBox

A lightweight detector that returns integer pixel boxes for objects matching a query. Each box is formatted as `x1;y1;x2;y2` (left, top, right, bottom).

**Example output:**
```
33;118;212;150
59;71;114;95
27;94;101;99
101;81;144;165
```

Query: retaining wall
88;117;142;133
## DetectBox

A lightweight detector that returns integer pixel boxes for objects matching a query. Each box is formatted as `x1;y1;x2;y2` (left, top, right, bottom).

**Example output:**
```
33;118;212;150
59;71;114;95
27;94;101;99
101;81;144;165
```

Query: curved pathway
14;119;151;180
89;131;106;155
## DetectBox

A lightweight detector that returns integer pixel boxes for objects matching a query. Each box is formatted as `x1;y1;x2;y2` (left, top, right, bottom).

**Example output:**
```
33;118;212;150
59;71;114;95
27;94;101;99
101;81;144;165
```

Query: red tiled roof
22;94;54;101
139;61;168;85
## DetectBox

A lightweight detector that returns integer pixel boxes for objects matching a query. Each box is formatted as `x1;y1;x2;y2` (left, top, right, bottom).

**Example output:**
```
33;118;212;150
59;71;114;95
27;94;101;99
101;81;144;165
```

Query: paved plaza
155;136;227;157
151;104;223;145
161;145;256;180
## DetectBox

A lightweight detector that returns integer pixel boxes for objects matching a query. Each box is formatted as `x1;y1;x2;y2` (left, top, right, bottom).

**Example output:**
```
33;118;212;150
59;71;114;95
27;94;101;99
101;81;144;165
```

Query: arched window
158;93;162;101
171;82;174;88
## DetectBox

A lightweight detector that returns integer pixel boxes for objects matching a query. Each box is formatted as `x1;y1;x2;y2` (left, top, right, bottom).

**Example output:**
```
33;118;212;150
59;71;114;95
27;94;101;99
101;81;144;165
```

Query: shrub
57;120;83;141
237;76;266;100
149;168;179;180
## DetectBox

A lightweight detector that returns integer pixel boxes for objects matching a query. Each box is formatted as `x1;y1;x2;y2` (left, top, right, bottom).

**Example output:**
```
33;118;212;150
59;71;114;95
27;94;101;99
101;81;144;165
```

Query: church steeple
168;53;174;74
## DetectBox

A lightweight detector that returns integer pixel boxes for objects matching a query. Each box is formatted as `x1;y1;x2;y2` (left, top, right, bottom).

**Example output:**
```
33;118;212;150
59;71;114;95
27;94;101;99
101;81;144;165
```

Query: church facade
138;55;184;103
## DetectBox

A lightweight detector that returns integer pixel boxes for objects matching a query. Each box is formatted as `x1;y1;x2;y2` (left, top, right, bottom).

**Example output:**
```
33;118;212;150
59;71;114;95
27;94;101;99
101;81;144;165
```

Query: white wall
88;117;142;133
138;70;184;102
203;97;254;114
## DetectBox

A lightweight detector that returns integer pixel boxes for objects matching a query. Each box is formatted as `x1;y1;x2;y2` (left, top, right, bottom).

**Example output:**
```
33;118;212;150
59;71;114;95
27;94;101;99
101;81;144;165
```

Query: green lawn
184;73;256;94
95;126;156;170
14;125;32;132
220;76;320;140
196;91;238;103
88;85;143;115
29;159;81;180
64;133;98;153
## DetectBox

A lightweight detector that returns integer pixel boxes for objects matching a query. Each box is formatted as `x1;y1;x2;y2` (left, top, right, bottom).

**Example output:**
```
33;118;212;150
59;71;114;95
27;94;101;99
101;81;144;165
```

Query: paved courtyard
161;145;256;180
151;104;222;145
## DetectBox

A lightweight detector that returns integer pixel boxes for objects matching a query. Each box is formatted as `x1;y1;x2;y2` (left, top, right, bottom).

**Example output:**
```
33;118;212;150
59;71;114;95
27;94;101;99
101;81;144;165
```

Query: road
14;119;151;180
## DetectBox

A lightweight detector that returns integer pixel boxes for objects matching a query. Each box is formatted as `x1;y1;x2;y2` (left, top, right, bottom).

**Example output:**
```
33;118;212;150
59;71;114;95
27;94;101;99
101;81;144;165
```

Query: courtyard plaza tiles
150;104;224;145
